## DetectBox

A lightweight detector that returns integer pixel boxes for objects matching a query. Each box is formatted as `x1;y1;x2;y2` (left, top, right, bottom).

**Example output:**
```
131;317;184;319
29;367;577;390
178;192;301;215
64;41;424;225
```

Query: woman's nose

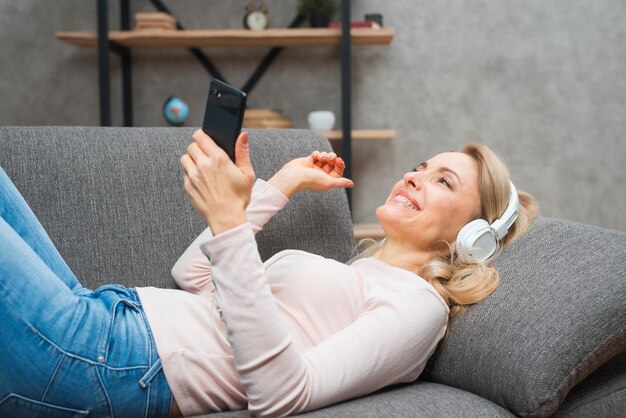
404;171;423;189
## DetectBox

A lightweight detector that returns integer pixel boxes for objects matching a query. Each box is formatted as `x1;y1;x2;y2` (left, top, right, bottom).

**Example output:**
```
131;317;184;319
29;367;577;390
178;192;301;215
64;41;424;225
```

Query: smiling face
376;152;482;254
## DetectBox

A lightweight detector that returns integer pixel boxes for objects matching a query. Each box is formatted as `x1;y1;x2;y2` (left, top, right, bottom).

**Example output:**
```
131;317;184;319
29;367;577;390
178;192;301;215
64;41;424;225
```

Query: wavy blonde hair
354;143;538;322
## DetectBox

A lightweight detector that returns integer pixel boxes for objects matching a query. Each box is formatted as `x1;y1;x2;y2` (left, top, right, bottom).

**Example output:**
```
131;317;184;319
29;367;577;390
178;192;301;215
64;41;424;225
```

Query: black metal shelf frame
95;0;352;208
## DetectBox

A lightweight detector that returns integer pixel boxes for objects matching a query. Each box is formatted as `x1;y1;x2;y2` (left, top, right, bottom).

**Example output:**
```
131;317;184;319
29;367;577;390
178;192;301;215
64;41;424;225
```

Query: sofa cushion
553;350;626;418
197;381;515;418
0;126;356;291
422;217;626;417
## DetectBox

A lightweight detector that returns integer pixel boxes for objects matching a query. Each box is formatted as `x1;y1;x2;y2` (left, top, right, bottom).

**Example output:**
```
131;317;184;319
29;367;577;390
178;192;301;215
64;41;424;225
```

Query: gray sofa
1;126;624;418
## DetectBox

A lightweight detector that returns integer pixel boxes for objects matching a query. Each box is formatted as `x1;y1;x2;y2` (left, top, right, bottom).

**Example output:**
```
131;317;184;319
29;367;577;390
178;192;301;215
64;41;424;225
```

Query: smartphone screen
202;79;247;162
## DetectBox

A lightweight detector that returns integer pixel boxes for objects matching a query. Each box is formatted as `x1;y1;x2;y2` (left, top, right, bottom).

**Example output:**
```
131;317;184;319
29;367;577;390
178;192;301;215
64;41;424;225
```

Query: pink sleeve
200;223;448;416
170;179;289;295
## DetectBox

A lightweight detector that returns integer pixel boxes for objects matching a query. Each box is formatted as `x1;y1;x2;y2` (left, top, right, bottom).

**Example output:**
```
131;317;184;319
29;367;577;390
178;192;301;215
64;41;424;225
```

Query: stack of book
243;109;293;129
327;20;381;29
134;12;177;30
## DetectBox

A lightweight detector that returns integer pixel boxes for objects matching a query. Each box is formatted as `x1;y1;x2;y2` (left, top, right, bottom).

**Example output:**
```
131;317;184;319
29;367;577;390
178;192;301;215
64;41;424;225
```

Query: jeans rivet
98;355;105;363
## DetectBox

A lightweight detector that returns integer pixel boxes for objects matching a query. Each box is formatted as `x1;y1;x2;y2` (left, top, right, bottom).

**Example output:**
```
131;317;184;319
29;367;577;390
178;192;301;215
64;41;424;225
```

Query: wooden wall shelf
323;129;395;141
56;28;395;48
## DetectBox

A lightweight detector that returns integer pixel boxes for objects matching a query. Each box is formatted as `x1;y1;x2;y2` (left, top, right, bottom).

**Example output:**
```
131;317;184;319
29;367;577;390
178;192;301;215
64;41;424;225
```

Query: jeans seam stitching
94;364;114;418
99;299;121;364
41;353;65;402
144;383;151;418
136;295;157;418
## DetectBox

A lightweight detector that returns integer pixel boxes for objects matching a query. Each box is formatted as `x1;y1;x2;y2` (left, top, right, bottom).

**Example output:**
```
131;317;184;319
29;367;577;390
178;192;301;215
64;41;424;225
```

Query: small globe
163;96;189;126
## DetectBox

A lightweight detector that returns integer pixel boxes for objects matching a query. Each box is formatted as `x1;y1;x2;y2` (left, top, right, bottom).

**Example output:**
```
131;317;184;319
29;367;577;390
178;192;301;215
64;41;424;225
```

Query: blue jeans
0;167;173;418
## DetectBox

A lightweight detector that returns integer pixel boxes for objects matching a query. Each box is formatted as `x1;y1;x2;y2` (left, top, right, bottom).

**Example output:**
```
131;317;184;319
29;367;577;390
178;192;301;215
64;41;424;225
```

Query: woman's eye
439;177;451;188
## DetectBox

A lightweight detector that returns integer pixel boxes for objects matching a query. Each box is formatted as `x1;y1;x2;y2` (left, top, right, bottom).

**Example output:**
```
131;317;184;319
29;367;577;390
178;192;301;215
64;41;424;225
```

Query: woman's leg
0;215;85;402
0;216;82;337
0;166;87;294
0;219;172;417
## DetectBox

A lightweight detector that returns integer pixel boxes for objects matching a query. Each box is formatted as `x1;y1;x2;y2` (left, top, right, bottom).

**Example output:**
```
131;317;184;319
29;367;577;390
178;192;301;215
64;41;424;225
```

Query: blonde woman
0;130;536;417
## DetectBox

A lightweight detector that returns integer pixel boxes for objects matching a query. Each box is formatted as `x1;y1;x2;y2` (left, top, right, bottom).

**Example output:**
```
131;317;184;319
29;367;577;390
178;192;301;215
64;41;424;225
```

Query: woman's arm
267;150;353;198
171;179;289;294
175;131;353;295
201;223;448;416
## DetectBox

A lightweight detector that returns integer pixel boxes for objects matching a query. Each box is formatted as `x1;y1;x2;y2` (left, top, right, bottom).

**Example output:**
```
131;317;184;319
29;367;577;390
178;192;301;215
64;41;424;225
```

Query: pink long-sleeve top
136;179;449;417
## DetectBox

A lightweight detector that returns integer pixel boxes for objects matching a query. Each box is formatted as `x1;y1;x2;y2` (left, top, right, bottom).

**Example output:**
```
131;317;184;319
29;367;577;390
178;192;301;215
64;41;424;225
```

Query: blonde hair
354;144;538;342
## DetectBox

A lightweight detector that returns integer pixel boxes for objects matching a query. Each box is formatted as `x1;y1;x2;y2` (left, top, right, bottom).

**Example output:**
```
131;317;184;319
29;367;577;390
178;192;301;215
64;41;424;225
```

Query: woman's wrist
267;170;300;199
208;211;248;235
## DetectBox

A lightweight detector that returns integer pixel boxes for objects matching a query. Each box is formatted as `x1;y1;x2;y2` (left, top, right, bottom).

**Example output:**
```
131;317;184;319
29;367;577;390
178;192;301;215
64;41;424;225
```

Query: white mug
307;110;336;130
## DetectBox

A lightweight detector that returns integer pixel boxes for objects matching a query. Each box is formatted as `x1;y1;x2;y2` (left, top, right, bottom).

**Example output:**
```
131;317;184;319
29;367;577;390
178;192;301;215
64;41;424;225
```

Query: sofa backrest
423;216;626;417
0;126;356;289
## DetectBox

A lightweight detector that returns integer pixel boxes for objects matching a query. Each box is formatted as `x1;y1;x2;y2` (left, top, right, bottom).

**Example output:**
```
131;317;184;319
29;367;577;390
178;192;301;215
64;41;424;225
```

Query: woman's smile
388;190;421;212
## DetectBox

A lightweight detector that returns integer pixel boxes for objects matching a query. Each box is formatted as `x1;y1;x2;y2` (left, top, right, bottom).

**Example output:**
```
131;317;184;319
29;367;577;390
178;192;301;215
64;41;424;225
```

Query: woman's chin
376;204;417;230
377;202;419;219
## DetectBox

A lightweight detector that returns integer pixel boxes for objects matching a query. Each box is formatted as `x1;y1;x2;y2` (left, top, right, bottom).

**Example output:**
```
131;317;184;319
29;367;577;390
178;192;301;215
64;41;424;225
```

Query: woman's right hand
267;151;354;198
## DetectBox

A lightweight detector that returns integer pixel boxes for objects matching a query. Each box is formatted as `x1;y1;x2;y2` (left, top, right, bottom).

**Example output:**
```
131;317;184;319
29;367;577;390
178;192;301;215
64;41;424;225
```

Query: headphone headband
491;181;520;240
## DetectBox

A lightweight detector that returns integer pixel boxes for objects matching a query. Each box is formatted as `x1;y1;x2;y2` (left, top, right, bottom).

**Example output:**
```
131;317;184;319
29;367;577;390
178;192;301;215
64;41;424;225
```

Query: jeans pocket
0;393;89;418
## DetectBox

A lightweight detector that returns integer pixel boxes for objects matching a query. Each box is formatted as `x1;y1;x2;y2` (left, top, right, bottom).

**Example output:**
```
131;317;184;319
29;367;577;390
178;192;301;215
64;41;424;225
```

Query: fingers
186;142;208;164
193;129;228;160
179;153;197;176
340;178;355;188
329;177;355;189
333;157;345;174
311;151;340;173
234;131;251;170
312;151;337;162
185;130;235;173
311;151;324;168
234;131;256;184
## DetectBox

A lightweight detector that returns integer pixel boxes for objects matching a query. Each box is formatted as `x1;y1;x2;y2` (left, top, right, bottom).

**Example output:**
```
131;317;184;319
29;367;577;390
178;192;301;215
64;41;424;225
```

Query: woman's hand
180;129;256;235
268;151;354;198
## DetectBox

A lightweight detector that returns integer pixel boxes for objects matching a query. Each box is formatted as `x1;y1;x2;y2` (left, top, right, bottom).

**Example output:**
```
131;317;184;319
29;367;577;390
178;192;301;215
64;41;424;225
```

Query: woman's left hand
180;129;256;235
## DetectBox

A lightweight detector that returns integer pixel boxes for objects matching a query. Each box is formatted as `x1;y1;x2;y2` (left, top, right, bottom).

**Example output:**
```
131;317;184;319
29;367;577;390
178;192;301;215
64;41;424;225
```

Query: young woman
0;130;536;417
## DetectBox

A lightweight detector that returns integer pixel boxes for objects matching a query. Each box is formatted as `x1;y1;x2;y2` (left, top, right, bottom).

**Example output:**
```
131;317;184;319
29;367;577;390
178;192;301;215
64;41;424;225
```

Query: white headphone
455;181;520;263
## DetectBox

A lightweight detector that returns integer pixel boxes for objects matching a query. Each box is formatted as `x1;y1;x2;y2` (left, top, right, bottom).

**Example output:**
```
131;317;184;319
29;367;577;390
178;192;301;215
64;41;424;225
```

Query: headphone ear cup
455;219;497;262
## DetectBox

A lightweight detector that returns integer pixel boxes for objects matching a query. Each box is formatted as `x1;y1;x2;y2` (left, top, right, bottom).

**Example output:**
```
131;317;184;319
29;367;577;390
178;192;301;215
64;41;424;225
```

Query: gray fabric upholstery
554;350;626;418
0;126;356;291
204;381;515;417
1;126;624;417
423;217;626;417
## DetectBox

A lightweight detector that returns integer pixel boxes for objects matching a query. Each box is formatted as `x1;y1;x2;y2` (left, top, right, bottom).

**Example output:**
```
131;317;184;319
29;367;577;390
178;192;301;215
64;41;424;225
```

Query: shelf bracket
149;0;227;82
149;0;305;95
241;14;306;94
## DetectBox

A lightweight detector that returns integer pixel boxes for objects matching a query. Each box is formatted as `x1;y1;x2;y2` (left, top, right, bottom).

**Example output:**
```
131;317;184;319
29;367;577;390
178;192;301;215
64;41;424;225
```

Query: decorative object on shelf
328;20;380;29
365;13;384;27
243;1;269;31
329;13;383;29
162;96;189;126
298;0;337;28
307;110;336;130
243;108;292;129
134;12;177;31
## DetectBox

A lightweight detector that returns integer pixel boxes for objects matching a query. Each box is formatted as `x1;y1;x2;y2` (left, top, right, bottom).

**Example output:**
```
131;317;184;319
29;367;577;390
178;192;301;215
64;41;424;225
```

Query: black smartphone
202;79;247;162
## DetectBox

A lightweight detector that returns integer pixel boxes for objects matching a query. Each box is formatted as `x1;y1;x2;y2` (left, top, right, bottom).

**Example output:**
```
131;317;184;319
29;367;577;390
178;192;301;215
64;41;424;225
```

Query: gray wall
1;0;625;232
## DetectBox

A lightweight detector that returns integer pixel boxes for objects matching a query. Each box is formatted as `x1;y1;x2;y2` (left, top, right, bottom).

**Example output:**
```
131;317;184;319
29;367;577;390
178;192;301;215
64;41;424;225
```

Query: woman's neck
371;239;432;276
